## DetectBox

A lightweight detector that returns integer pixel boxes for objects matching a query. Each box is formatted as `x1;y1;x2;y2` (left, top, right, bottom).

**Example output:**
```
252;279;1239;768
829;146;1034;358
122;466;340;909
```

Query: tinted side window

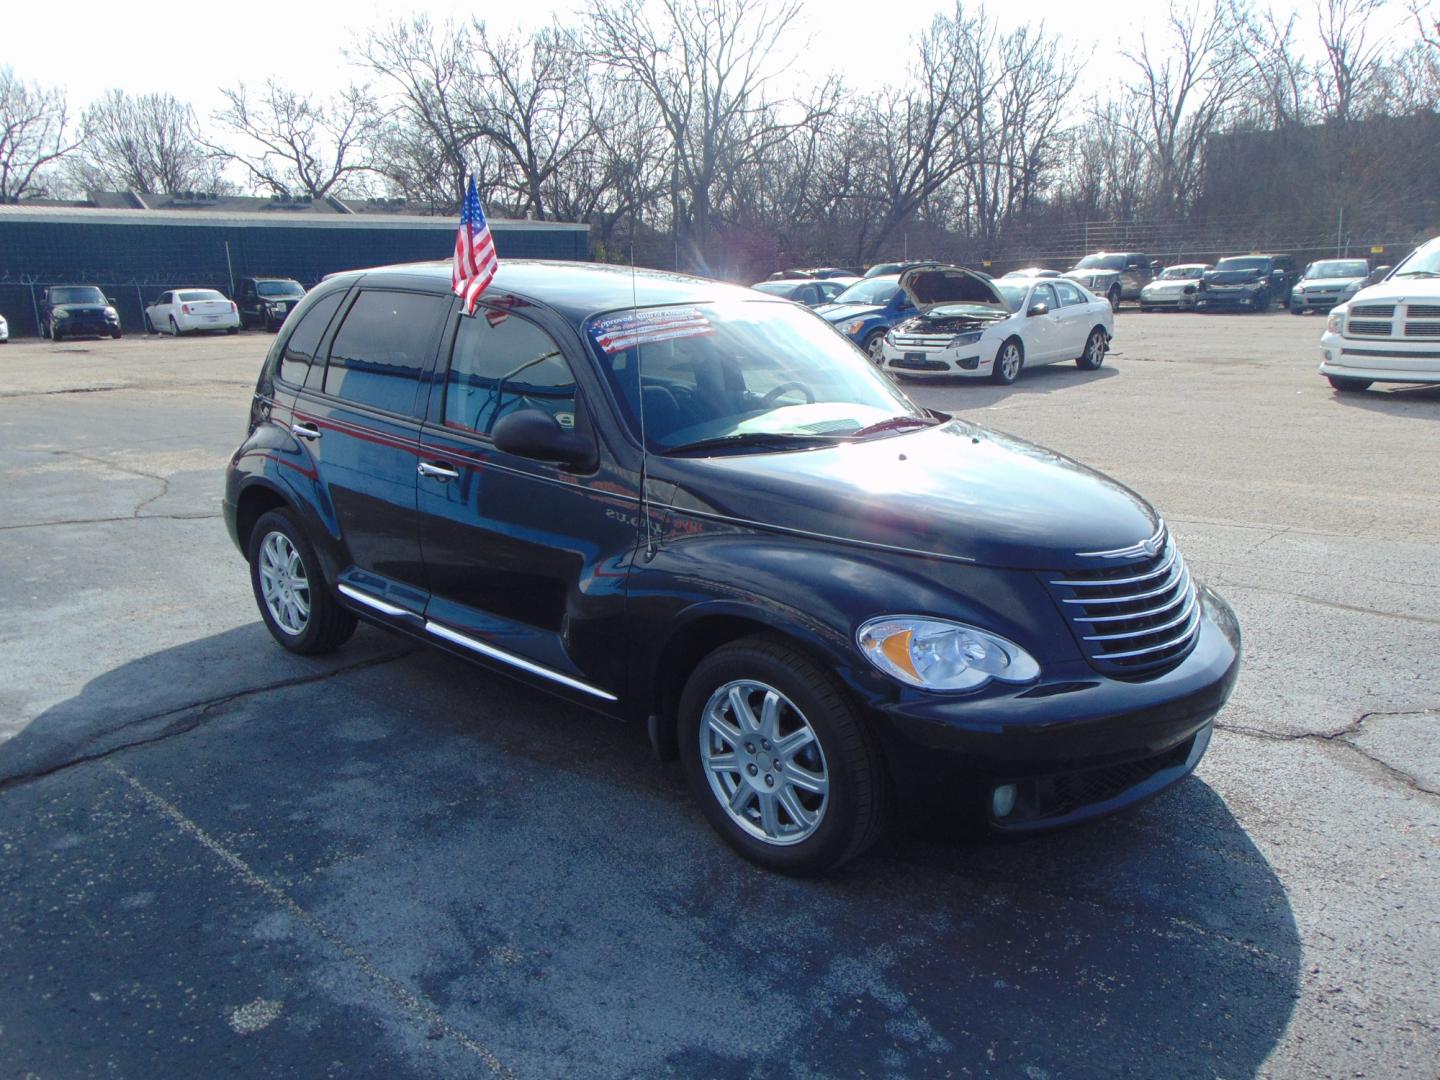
324;291;448;416
445;310;576;436
278;291;345;387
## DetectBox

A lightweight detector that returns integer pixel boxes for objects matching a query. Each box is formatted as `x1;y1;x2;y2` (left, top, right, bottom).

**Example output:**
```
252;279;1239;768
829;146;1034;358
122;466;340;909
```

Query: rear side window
278;290;345;387
323;291;448;416
445;310;576;436
1053;280;1085;306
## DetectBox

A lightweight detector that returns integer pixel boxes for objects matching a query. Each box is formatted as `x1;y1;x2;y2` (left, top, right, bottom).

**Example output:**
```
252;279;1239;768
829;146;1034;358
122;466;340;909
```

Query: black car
223;260;1241;874
236;276;307;331
1195;254;1297;312
40;285;123;341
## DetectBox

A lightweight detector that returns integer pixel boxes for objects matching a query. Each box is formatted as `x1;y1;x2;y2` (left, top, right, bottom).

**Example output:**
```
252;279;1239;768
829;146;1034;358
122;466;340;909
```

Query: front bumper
867;585;1241;830
1195;288;1264;310
1292;291;1350;310
1319;330;1440;384
55;316;120;335
1140;290;1197;309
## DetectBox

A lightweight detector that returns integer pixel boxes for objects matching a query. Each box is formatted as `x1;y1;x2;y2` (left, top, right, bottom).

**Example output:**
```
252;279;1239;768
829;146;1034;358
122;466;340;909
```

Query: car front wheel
992;338;1023;384
247;508;357;655
678;635;889;875
862;329;886;363
1327;375;1373;393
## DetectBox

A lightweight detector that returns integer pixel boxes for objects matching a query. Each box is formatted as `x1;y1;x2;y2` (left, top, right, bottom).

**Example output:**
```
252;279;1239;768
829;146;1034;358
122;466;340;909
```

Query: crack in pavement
0;383;136;399
0;512;222;532
1217;710;1440;798
1215;581;1440;627
107;761;512;1078
0;649;415;795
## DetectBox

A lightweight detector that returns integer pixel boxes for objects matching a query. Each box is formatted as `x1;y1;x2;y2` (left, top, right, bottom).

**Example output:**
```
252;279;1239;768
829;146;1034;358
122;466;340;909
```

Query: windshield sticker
591;307;714;354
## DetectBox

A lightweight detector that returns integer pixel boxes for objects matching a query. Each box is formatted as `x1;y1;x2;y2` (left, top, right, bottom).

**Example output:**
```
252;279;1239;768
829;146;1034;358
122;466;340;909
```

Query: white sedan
0;313;8;343
878;268;1113;383
145;289;241;335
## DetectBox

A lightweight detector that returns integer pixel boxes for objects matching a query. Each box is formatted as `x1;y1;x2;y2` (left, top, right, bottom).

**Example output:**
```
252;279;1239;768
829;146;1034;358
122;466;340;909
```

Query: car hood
1339;277;1440;307
816;303;884;322
1204;270;1267;285
1297;276;1364;289
1066;268;1121;280
1143;279;1196;290
897;265;1006;313
655;419;1159;571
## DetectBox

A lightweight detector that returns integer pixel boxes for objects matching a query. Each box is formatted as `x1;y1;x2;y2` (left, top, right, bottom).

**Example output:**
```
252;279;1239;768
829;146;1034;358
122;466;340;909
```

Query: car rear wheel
678;635;889;875
1107;286;1121;311
169;316;181;336
1077;328;1107;370
248;508;357;655
992;338;1023;384
144;314;156;334
1327;375;1373;393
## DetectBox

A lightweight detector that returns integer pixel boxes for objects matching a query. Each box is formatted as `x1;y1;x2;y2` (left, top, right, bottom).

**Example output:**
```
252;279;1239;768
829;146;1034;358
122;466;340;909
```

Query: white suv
1319;237;1440;392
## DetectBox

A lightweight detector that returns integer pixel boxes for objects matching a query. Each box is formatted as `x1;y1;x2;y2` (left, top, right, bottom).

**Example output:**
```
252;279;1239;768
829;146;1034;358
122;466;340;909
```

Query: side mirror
1271;269;1285;278
1151;260;1163;269
492;409;596;472
1026;302;1050;317
106;296;117;306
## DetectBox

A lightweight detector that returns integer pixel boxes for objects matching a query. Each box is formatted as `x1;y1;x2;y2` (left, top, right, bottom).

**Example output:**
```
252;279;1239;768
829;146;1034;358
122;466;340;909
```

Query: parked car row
19;277;308;341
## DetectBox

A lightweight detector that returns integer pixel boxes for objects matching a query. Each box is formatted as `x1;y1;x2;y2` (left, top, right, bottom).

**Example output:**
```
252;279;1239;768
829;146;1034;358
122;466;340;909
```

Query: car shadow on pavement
1328;382;1440;416
902;362;1119;411
0;627;1300;1079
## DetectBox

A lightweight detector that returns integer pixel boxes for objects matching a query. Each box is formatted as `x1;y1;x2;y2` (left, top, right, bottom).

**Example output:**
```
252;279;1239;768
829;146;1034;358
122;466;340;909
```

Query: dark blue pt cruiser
223;260;1241;874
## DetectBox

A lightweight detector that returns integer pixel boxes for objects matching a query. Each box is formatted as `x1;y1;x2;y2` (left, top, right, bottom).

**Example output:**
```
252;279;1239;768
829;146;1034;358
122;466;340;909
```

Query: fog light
1324;349;1335;363
991;783;1017;818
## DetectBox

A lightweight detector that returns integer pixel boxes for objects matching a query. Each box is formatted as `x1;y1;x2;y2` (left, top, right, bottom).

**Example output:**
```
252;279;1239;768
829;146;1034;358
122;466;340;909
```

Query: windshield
1159;266;1206;280
587;301;927;452
1392;239;1440;277
832;277;900;306
992;283;1031;312
179;289;226;301
257;280;304;298
50;286;106;305
1214;257;1270;273
1074;255;1126;271
1306;260;1368;279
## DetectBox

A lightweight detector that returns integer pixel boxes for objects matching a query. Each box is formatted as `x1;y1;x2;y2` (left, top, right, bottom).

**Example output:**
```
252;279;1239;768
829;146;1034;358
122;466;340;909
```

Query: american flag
452;175;498;314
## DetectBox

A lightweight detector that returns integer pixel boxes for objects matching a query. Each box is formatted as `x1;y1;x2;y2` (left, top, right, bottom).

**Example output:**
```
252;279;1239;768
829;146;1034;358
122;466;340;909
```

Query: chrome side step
425;621;618;702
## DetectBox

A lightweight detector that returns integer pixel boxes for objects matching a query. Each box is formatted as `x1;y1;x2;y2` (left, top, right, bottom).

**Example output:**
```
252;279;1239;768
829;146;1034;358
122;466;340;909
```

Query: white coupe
145;289;241;335
878;268;1114;383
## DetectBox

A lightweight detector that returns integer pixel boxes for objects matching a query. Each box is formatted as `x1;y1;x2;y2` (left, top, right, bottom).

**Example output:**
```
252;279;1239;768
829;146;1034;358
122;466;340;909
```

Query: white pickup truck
1319;236;1440;392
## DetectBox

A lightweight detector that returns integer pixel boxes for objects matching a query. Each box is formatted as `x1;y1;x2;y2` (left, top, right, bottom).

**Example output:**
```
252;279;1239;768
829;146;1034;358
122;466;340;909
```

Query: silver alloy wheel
1085;330;1106;366
700;679;830;846
257;530;311;636
169;317;180;336
866;333;885;362
1000;342;1022;381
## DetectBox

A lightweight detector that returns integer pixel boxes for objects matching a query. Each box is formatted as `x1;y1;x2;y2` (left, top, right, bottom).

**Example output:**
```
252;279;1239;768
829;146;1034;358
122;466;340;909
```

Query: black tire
1107;286;1121;311
144;314;156;334
111;329;122;339
169;316;181;336
51;327;63;342
226;326;239;335
678;634;890;875
1253;290;1270;312
1290;305;1306;315
1327;375;1373;393
1139;305;1152;313
1077;327;1108;370
991;337;1023;384
861;329;886;364
247;508;357;655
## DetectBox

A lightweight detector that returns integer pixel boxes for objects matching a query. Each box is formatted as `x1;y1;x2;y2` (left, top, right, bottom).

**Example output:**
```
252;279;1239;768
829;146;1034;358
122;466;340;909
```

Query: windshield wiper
663;432;844;455
846;415;941;438
1395;270;1440;278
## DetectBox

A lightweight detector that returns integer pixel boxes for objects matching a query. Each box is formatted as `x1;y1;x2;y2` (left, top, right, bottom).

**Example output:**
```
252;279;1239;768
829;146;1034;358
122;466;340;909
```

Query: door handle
418;461;460;480
291;422;321;440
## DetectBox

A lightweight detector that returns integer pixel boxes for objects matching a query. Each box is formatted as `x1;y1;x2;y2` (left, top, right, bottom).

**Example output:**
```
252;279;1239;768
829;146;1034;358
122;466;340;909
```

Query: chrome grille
1347;320;1393;336
1351;304;1396;318
889;332;954;351
1406;304;1440;318
1046;531;1200;678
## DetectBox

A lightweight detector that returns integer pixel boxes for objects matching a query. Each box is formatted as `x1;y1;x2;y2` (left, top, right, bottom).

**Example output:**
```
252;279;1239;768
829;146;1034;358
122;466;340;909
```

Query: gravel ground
0;310;1435;1078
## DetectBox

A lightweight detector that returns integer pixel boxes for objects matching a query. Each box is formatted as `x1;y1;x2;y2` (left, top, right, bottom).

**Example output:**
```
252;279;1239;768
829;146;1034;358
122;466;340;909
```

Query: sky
5;0;1421;130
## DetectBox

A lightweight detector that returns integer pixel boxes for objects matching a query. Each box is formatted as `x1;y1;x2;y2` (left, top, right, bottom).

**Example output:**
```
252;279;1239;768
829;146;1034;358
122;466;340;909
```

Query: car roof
326;259;772;324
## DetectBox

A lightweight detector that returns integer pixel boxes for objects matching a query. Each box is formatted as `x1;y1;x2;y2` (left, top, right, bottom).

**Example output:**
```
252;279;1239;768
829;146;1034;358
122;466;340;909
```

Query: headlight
1342;281;1361;293
55;309;71;318
857;616;1039;692
105;306;118;317
948;331;983;348
844;320;867;336
1327;310;1346;334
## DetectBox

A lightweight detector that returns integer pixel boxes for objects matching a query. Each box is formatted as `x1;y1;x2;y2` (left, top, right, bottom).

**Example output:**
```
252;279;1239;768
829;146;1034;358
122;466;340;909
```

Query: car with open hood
1318;235;1440;392
1063;252;1160;310
1289;258;1373;315
40;285;123;341
879;267;1114;384
223;259;1239;875
1194;254;1297;312
814;275;919;359
1138;264;1212;311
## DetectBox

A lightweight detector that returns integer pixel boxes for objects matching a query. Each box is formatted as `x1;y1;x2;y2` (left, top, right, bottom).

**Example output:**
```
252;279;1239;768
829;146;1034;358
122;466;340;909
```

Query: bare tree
0;67;80;201
354;16;479;210
1314;0;1391;123
1123;0;1245;215
585;0;829;271
70;90;223;194
1229;2;1311;128
211;80;379;198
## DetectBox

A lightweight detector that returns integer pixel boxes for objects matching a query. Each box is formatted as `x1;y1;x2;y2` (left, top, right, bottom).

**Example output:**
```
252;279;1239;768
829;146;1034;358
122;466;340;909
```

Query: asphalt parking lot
1;312;1436;1078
